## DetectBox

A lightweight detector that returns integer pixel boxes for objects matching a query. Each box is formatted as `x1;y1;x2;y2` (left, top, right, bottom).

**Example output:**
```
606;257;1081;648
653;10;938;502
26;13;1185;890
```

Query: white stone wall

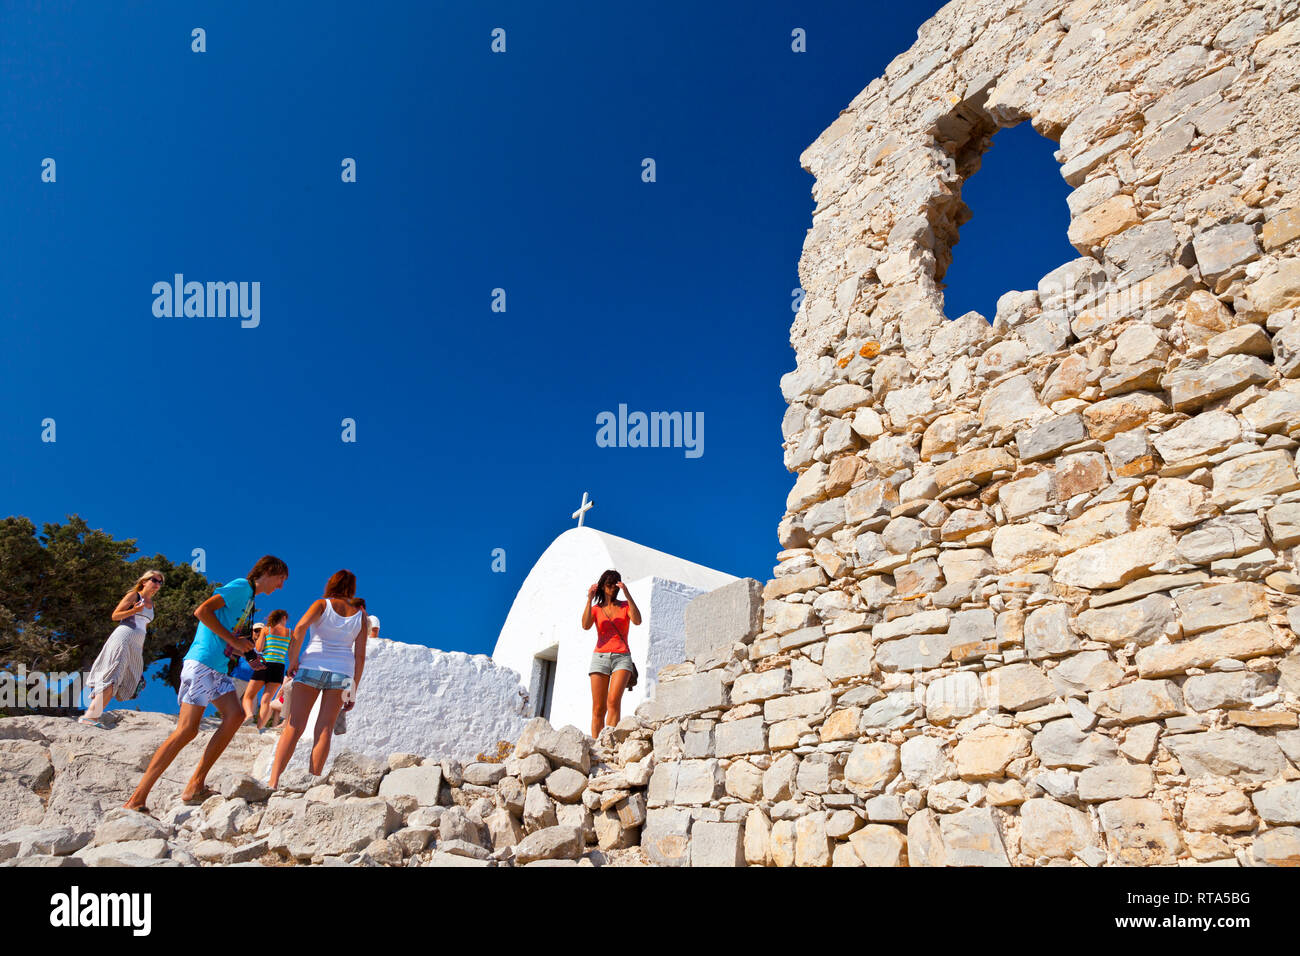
277;638;531;768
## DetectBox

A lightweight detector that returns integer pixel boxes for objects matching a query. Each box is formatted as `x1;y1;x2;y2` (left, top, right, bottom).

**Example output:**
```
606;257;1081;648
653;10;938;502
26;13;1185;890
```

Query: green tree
0;515;211;693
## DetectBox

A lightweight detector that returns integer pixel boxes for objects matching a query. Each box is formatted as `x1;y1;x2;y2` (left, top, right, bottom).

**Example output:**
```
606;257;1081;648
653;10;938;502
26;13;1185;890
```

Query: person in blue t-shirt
124;555;289;812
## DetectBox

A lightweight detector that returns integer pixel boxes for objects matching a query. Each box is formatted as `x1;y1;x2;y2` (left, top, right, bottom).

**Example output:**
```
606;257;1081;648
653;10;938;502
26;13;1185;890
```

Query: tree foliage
0;515;211;691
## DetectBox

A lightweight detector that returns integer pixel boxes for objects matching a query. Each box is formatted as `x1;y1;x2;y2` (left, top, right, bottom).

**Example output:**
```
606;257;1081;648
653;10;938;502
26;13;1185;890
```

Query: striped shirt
262;630;291;665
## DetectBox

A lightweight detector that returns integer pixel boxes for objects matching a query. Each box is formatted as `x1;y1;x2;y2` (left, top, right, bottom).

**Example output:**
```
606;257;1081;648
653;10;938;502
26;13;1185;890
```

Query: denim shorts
589;651;634;676
294;667;352;691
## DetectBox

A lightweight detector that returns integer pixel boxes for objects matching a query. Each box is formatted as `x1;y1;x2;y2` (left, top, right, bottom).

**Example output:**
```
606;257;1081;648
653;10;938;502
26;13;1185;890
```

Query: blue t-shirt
185;578;256;672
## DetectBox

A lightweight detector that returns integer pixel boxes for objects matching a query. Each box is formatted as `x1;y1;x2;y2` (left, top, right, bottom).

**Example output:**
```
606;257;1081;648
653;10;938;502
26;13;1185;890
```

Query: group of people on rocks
80;554;640;814
80;556;377;812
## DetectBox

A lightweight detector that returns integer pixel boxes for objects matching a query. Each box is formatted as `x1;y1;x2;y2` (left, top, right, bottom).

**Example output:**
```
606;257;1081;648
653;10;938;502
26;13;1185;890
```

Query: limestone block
1076;595;1176;646
1053;527;1176;589
983;662;1056;712
935;447;1015;490
1183;787;1255;833
900;734;951;788
1175;583;1269;635
654;672;728;720
794;812;832;868
1000;472;1055;520
714;717;767;758
1192;223;1260;279
953;725;1032;781
1082;392;1168;440
1135;621;1283;677
744;808;770;865
1016;414;1087;462
1061;500;1138;551
1163;354;1272;411
642;808;691;867
1068;194;1142;249
684;578;762;660
1050;650;1124;697
690;821;744;867
925;671;984;725
842;825;904;866
1140;478;1215;528
1164;729;1287;782
1252;783;1300;825
764;690;832;723
1020;798;1098;859
1031;718;1119;769
844;742;900;795
1098;799;1184;865
821;632;874;682
939;807;1010;867
1253;828;1300;866
1088;680;1184;724
1179;515;1267;564
1078;764;1155;801
992;523;1063;571
1024;604;1080;660
1265;503;1300;548
730;669;791;704
1182;671;1277;712
906;808;947;867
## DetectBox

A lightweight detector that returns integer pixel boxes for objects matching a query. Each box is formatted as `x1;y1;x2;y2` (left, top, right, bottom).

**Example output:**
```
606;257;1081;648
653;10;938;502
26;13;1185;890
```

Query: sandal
78;717;107;729
179;786;217;805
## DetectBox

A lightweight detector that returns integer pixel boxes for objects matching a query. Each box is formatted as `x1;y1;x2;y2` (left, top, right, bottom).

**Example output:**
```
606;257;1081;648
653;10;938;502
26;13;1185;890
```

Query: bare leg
82;685;114;721
605;668;632;731
180;692;246;800
257;684;281;729
589;673;610;738
309;690;346;775
269;683;320;787
124;704;205;810
242;681;264;720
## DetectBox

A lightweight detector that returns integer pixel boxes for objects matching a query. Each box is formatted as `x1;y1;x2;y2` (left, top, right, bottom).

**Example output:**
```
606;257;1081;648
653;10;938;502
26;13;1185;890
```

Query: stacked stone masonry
642;0;1300;866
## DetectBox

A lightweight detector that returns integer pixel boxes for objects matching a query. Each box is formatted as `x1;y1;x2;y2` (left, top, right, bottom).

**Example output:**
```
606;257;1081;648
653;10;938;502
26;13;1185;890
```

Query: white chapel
491;525;737;732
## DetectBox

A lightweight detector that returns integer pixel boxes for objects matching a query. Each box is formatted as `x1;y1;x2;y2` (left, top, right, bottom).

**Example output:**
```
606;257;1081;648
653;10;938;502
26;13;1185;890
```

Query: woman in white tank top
268;569;370;786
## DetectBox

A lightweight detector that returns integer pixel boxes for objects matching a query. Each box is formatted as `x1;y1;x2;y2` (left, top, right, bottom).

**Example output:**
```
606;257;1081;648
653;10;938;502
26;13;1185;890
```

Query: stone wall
640;0;1300;866
0;712;653;867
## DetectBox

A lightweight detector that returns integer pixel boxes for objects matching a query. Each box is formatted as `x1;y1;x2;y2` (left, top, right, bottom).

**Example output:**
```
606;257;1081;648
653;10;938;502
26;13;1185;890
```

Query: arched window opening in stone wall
940;122;1077;324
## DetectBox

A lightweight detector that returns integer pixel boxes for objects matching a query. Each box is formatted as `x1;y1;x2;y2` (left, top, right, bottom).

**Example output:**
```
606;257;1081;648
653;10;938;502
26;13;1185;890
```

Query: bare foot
179;785;216;804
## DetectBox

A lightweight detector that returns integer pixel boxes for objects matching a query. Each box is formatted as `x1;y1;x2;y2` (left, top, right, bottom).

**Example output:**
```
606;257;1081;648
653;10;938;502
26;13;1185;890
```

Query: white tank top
299;599;363;676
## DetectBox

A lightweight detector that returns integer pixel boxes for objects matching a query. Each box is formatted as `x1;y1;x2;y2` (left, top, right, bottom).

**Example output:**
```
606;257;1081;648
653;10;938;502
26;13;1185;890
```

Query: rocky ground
0;711;653;867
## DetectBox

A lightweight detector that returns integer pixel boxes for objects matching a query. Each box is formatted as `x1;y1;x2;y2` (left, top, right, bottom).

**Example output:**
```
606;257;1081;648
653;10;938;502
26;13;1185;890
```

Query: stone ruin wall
638;0;1300;866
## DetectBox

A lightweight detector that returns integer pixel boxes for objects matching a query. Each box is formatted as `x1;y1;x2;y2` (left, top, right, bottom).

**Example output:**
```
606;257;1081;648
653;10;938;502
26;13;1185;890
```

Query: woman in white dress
80;570;164;727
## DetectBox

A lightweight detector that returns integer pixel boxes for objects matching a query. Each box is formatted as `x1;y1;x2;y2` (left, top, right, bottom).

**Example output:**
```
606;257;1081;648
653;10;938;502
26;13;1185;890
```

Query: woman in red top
582;568;642;738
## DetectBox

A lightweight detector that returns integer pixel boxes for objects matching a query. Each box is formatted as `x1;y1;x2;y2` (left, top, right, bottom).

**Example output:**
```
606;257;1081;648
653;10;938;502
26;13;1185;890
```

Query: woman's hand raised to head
588;583;598;600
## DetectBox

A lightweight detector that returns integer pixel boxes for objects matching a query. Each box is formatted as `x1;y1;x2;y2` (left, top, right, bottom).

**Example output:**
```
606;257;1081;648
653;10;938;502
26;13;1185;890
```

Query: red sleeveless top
592;601;631;654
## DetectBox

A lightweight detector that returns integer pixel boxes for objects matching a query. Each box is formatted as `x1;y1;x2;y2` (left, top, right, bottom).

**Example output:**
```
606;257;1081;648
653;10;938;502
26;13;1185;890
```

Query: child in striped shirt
243;609;292;731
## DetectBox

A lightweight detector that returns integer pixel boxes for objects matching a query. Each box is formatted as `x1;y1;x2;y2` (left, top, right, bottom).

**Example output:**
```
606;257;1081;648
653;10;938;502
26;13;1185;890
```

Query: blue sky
0;1;1076;714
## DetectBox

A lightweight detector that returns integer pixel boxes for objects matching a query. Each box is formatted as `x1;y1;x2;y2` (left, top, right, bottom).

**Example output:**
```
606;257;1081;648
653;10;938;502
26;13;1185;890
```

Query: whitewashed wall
256;637;531;772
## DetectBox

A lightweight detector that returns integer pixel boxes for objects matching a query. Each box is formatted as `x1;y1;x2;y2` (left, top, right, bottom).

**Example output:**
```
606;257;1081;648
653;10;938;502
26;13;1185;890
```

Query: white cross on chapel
572;492;594;527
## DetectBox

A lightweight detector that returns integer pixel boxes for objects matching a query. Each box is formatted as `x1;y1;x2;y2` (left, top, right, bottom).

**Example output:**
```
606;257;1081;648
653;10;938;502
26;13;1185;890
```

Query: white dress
85;600;155;701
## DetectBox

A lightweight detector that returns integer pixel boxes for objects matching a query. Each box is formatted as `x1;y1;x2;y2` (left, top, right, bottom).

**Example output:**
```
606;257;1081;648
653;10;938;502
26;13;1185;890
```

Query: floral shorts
177;659;236;707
